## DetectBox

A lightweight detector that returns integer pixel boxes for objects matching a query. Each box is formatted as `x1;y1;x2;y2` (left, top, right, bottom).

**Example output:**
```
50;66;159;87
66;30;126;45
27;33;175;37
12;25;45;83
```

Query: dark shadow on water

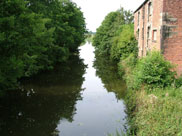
93;52;127;100
0;54;87;136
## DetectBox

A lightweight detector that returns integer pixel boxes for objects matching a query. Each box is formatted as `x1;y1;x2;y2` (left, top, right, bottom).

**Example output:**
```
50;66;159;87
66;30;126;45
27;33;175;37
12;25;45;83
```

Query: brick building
134;0;182;75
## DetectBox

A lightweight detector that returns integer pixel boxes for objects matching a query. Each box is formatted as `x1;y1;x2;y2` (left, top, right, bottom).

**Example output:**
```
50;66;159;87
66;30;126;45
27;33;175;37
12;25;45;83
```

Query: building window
148;2;152;15
137;29;140;39
148;2;152;20
142;6;145;19
153;30;157;41
138;12;140;26
147;26;151;39
142;28;144;39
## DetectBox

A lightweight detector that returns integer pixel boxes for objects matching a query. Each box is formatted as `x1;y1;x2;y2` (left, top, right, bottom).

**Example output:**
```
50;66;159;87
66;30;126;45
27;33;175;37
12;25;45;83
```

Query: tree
28;0;86;52
93;8;133;55
0;0;54;89
110;24;138;61
0;0;86;90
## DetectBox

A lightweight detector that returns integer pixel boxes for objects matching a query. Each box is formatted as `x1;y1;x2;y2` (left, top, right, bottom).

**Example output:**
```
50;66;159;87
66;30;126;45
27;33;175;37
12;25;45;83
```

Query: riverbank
121;54;182;135
92;8;182;135
125;87;182;135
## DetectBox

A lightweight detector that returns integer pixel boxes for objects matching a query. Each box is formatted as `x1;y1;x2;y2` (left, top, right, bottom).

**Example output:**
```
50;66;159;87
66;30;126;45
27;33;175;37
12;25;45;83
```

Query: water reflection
0;55;86;136
93;51;127;99
0;43;128;136
57;43;128;136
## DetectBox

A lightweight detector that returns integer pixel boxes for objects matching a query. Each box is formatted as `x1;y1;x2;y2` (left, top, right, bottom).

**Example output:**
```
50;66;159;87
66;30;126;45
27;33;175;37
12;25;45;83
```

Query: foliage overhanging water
0;43;128;136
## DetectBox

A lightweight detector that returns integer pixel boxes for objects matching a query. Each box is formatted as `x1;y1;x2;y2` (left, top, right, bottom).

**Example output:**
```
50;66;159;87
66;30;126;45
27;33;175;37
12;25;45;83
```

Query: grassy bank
122;53;182;136
125;87;182;135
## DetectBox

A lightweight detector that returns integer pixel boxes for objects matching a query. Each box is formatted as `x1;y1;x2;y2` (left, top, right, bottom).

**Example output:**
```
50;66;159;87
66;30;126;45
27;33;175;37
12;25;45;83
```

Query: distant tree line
0;0;86;90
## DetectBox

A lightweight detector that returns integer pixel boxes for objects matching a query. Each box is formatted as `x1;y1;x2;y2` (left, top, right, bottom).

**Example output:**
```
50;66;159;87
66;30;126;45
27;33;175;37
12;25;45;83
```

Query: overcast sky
72;0;145;32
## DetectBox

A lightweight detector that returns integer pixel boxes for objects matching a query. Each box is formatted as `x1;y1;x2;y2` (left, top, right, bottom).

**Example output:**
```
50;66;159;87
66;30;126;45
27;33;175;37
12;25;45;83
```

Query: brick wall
150;0;163;51
162;0;182;75
134;0;182;75
134;1;148;57
134;0;163;57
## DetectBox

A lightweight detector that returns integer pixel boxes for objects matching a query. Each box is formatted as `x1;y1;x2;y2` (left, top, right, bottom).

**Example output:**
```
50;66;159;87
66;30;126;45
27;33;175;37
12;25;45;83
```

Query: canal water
0;43;128;136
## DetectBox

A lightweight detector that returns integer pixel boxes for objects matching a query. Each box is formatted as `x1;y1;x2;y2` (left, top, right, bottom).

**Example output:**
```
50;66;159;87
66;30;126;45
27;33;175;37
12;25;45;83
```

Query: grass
125;87;182;136
107;129;135;136
119;52;182;135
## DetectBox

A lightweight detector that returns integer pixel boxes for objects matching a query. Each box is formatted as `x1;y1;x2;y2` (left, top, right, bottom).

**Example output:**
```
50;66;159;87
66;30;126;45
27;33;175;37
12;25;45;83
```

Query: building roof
134;0;149;13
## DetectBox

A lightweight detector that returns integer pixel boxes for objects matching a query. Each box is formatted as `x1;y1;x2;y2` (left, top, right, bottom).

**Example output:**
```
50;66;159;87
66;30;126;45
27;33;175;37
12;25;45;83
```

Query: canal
0;43;128;136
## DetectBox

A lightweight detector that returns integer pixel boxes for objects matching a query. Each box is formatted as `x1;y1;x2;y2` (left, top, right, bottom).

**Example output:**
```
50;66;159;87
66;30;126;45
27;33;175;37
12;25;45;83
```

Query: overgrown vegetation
122;52;182;135
110;24;138;61
93;7;182;136
125;88;182;136
122;51;176;90
93;8;133;55
0;0;86;90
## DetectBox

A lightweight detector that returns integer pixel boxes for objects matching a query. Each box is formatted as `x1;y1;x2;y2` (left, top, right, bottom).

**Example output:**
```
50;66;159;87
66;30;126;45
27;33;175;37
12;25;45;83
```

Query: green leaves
133;51;176;89
0;56;24;89
93;8;133;55
0;0;86;90
110;24;138;61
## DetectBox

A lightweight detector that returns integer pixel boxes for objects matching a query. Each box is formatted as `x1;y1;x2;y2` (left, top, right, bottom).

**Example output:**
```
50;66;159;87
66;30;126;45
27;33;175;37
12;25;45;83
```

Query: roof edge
134;0;149;13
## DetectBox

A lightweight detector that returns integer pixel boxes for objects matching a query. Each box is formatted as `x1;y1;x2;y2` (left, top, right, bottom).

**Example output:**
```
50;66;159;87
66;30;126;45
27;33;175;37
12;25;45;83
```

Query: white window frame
153;29;157;42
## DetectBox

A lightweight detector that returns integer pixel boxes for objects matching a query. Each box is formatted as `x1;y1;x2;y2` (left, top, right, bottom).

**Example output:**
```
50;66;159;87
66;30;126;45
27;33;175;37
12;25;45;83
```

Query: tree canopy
93;8;133;55
0;0;86;90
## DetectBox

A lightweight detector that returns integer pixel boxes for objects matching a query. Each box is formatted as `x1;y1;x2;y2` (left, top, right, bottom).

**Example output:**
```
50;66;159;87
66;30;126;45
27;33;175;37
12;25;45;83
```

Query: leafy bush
118;53;137;75
0;56;24;90
110;24;138;61
175;76;182;88
132;51;176;89
118;54;138;90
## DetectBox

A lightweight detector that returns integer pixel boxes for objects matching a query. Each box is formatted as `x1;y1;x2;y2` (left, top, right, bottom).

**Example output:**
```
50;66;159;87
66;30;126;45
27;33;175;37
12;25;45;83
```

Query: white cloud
72;0;145;32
